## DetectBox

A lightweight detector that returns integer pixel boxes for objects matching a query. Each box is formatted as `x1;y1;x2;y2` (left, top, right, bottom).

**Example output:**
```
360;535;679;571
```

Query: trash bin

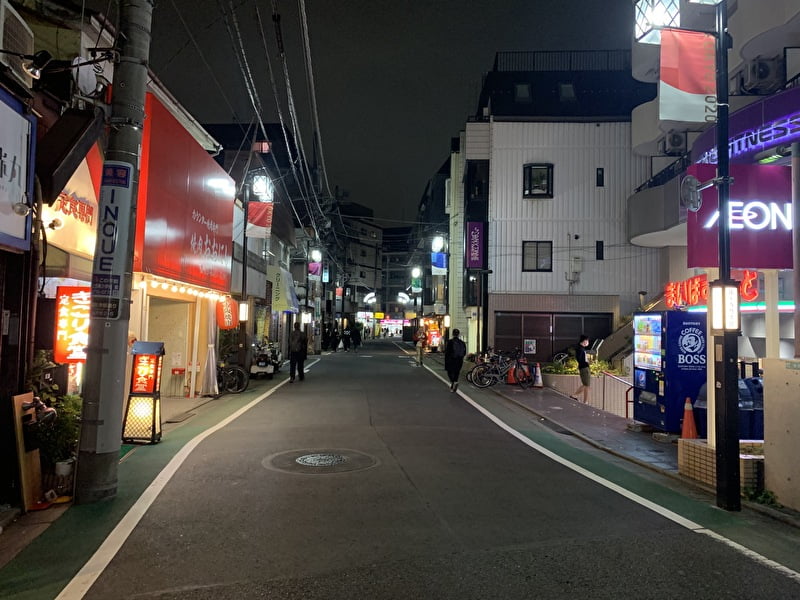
737;379;753;440
694;384;708;438
692;381;755;439
744;377;764;439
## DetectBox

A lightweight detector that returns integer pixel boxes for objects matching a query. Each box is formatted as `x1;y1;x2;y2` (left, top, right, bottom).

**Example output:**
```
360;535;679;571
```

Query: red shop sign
54;286;91;363
665;270;759;308
216;297;239;330
131;354;159;394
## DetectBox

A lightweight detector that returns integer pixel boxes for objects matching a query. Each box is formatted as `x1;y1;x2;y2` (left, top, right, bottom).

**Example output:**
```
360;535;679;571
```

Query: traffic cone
533;362;544;388
506;365;517;384
681;397;698;439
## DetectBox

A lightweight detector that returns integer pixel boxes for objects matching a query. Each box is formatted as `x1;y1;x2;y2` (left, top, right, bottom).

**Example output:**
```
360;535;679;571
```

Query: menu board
634;314;662;371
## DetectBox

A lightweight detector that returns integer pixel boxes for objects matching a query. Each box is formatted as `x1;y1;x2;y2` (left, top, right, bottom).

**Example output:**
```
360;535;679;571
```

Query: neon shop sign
696;111;800;164
702;201;792;231
664;270;758;309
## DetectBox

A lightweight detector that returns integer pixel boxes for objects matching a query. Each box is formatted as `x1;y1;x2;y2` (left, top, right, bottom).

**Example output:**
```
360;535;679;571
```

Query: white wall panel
487;121;661;316
465;122;490;159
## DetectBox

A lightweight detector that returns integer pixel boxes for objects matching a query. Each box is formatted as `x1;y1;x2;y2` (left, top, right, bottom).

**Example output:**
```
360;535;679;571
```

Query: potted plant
35;394;82;473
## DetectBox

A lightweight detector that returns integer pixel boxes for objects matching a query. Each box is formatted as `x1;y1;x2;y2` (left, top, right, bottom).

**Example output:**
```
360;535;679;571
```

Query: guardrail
597;371;633;419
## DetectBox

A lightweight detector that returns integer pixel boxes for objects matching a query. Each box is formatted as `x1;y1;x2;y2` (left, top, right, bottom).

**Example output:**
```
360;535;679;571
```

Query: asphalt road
33;339;800;598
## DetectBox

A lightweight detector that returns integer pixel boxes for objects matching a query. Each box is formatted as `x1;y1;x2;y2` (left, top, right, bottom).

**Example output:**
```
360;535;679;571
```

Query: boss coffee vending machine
632;311;707;432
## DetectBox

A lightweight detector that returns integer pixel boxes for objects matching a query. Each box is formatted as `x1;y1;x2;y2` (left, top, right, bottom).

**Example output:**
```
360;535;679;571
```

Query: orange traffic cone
506;365;517;384
681;397;698;439
533;362;544;388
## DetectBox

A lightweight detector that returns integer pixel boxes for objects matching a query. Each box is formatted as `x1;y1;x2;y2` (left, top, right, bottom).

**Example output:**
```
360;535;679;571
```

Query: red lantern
216;297;240;329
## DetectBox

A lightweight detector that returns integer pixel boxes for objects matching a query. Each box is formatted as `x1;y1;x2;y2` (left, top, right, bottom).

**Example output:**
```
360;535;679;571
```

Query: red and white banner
659;28;717;123
246;201;274;238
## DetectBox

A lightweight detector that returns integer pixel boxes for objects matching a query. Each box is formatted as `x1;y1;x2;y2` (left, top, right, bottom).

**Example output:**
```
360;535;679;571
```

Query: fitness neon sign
696;111;800;164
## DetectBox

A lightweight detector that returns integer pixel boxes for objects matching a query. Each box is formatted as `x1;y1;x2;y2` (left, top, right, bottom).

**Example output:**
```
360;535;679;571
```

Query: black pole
238;184;249;368
714;0;741;512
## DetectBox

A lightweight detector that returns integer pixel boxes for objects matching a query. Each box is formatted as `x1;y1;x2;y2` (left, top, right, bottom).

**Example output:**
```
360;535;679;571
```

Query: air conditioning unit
662;131;687;156
0;0;35;87
742;58;784;94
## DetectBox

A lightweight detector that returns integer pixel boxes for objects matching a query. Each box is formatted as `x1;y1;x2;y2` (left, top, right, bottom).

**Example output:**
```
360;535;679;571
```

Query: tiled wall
678;439;765;493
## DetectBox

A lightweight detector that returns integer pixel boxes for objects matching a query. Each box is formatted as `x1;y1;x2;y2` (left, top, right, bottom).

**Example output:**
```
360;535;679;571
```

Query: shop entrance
147;297;192;419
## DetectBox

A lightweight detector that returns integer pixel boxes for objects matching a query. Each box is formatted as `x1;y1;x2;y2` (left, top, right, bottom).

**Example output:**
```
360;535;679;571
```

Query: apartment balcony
730;0;800;67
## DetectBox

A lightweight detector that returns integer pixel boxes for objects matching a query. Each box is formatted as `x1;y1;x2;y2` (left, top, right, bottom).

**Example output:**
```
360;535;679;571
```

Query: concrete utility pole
75;0;154;504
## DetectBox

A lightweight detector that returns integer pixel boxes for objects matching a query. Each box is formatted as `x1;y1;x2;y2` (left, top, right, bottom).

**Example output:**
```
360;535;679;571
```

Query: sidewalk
423;347;800;528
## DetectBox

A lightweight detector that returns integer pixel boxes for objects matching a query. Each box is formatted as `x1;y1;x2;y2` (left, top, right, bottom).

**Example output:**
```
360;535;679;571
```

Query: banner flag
659;28;717;124
246;201;273;238
431;252;447;275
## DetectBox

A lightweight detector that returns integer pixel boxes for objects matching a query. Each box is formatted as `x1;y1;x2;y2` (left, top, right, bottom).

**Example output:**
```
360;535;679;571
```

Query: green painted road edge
467;388;800;575
0;381;278;600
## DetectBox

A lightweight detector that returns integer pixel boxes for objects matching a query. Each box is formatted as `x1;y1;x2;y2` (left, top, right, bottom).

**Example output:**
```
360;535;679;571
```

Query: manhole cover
264;449;378;475
296;453;346;467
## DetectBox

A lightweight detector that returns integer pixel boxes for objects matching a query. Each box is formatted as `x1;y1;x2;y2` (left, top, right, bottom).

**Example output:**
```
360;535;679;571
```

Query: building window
522;241;553;272
360;249;367;258
514;83;532;103
523;163;553;198
359;271;366;278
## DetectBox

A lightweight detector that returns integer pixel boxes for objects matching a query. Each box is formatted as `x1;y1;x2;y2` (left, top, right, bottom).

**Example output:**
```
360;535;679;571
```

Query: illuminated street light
634;0;740;511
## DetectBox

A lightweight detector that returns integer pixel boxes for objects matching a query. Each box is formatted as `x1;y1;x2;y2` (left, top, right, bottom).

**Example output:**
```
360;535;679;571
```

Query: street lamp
634;0;740;511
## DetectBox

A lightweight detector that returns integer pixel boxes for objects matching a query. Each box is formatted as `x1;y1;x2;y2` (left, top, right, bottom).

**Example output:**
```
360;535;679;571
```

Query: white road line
56;377;296;599
427;366;800;583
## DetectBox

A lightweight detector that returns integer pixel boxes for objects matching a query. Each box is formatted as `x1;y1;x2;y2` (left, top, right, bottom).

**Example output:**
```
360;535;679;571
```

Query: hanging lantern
216;296;240;330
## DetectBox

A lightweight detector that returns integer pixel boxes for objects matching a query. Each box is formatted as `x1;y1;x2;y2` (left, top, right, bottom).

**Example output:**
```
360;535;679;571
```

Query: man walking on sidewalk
570;334;591;403
289;322;308;382
444;329;467;392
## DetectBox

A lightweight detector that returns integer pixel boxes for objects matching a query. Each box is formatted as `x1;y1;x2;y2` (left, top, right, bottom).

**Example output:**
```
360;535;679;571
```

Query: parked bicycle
469;349;532;389
217;361;249;394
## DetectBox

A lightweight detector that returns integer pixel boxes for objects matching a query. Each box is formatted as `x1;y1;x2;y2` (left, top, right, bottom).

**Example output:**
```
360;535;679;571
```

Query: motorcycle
250;340;283;379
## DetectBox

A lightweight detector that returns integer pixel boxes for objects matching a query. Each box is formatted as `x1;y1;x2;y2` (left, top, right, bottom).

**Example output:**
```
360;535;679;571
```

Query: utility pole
75;0;154;504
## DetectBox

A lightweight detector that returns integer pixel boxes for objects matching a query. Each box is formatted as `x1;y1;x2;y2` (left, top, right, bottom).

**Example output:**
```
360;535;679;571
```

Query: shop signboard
465;222;485;269
267;265;299;313
54;286;91;363
686;163;792;270
42;154;102;259
0;89;35;251
136;93;233;292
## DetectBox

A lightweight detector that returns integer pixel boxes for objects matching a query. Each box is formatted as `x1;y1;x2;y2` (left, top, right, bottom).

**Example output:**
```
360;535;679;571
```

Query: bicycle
217;362;249;394
470;349;532;389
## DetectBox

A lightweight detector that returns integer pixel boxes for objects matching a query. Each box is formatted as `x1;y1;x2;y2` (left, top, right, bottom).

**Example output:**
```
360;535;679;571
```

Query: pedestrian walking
289;322;308;382
351;325;362;352
342;325;352;351
413;327;426;367
444;329;467;392
570;334;591;403
331;327;339;352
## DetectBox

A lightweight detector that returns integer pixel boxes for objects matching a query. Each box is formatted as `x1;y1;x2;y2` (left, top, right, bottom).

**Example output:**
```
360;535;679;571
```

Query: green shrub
34;394;82;466
541;358;624;376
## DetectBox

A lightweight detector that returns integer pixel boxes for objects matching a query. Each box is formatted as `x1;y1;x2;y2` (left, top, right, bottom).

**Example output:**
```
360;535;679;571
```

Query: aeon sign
687;163;793;269
702;201;792;231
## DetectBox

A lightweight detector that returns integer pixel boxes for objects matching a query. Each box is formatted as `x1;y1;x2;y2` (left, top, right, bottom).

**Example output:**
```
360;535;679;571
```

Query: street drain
264;449;378;475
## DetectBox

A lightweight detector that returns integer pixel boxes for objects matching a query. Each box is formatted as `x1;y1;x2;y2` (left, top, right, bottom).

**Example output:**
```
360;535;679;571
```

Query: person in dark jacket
288;322;308;382
351;326;362;352
570;334;591;403
444;329;467;392
342;326;352;351
331;327;339;353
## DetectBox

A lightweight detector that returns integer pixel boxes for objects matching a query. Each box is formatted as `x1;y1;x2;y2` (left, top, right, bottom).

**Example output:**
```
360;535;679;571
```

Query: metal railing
493;50;631;73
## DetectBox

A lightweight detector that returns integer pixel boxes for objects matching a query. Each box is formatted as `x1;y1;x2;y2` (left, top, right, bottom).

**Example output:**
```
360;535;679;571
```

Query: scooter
250;341;283;379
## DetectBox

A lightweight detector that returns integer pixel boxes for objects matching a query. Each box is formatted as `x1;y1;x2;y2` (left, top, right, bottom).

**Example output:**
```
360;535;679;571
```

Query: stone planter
541;373;580;395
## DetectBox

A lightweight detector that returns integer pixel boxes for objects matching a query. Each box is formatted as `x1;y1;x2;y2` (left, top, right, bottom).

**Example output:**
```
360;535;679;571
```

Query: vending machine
632;311;707;433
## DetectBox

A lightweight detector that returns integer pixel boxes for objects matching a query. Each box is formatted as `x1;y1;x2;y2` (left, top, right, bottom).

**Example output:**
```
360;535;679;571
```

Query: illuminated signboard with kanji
131;353;161;394
123;341;165;444
54;286;91;363
665;270;759;309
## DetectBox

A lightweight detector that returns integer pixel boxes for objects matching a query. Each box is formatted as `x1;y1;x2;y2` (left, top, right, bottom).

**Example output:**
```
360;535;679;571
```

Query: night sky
148;0;635;225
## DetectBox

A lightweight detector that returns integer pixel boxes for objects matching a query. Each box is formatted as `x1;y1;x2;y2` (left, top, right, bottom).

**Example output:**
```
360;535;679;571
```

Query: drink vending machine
632;311;707;433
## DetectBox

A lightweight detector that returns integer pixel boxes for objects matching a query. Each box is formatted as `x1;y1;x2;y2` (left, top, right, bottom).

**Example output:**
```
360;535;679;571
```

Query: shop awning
267;266;299;313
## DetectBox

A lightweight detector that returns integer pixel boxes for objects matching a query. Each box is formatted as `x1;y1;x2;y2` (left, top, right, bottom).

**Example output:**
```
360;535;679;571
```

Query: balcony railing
493;50;631;73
